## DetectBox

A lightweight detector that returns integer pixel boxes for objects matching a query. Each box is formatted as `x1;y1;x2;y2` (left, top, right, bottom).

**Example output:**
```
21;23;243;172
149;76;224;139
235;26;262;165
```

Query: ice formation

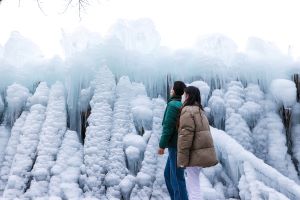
270;79;297;108
0;20;299;200
3;104;46;199
23;82;67;199
49;130;83;199
82;66;115;199
5;83;30;126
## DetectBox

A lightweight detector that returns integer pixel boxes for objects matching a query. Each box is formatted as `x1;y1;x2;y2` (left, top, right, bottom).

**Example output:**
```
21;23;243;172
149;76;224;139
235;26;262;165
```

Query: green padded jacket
159;95;182;149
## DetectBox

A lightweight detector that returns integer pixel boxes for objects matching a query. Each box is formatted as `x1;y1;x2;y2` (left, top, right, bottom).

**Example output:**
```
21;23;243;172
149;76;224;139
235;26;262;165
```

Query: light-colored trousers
185;167;202;200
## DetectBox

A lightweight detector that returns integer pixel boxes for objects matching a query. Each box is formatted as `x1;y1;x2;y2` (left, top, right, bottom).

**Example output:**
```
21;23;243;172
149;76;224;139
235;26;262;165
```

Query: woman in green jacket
158;81;188;200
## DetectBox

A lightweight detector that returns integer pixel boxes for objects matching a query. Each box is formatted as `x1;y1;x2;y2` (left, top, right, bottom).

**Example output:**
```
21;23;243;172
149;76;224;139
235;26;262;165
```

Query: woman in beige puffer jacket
177;86;218;200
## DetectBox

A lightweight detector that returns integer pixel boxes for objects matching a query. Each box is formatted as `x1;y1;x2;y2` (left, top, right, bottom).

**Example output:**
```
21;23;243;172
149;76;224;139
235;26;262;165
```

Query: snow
270;79;297;108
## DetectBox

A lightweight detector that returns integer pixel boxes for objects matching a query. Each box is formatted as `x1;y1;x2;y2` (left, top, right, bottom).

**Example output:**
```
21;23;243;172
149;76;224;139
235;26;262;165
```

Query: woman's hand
158;148;165;155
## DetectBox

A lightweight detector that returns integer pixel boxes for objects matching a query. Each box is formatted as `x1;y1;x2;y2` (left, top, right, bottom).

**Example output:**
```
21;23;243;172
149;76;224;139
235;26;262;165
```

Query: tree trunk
293;74;300;102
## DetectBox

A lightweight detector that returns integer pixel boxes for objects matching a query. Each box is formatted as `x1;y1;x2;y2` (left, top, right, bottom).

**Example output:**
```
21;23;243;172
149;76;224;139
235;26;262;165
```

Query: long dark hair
183;86;204;111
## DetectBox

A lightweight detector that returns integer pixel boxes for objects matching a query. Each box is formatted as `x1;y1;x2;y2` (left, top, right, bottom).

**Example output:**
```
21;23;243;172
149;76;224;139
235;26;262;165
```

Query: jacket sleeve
177;108;195;167
159;103;179;149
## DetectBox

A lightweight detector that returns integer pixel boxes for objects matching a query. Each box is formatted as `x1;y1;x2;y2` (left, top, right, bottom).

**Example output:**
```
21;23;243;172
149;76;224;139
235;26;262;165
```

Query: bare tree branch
36;0;47;15
59;0;73;14
2;0;92;19
78;0;89;19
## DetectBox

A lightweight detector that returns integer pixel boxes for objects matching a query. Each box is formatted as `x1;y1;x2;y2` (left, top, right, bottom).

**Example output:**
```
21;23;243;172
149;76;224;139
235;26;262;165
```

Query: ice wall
1;19;299;100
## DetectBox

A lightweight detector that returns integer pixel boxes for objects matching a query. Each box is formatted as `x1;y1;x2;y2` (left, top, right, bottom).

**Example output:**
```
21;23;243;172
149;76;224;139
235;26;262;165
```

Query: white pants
185;167;202;200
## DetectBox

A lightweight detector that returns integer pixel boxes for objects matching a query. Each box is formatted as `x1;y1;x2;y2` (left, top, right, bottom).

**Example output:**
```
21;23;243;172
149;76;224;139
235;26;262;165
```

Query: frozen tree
23;82;67;199
82;66;115;199
238;101;263;130
49;130;83;200
149;98;168;200
0;112;28;194
225;81;245;115
0;82;49;196
131;97;166;200
3;104;46;199
225;113;254;152
270;79;297;108
252;112;298;182
208;89;226;130
244;84;264;103
105;76;136;199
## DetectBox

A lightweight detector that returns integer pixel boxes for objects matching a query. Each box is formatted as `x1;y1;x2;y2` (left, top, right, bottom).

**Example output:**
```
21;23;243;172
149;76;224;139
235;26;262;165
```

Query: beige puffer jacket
177;105;218;167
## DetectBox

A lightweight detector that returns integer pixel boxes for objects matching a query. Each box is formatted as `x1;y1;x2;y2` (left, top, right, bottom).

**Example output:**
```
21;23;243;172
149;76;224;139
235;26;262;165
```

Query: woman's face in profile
183;92;189;101
170;87;175;97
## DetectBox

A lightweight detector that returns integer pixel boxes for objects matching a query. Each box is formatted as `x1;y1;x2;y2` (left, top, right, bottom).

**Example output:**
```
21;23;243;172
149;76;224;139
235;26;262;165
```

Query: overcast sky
1;0;300;58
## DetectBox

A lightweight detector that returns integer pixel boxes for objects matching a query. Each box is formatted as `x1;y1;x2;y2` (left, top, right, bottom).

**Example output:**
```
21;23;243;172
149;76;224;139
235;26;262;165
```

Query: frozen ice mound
270;79;297;108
